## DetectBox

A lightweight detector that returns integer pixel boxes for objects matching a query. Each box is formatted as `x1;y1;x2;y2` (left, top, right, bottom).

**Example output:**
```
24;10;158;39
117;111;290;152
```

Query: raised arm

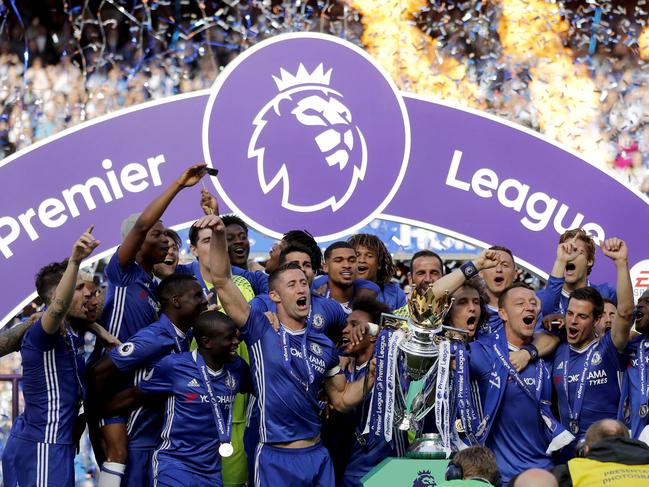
42;227;100;335
117;163;208;267
0;318;35;357
194;215;251;327
602;238;633;351
325;361;375;413
427;249;502;297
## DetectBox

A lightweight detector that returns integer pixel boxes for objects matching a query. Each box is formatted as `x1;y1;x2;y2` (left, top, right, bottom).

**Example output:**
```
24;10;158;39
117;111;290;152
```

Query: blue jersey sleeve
110;326;172;373
139;355;175;395
174;263;195;276
352;279;381;295
21;318;58;352
595;283;617;306
240;301;272;345
537;276;564;316
104;250;142;286
599;330;626;370
234;358;253;394
320;298;348;332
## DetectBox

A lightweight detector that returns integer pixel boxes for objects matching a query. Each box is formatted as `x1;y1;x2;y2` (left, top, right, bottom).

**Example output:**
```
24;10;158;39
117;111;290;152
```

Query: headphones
445;461;502;487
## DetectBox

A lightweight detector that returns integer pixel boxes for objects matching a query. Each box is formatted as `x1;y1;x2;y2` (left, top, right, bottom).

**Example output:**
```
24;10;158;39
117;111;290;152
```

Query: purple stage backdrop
0;33;647;326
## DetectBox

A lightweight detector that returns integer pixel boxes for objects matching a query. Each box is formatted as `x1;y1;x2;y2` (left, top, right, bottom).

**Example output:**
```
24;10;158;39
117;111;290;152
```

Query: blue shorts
123;448;154;487
1;436;74;487
254;442;334;487
155;461;222;487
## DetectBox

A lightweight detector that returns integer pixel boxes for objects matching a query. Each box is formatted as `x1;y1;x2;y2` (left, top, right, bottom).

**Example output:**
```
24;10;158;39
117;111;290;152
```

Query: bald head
584;419;629;450
513;468;558;487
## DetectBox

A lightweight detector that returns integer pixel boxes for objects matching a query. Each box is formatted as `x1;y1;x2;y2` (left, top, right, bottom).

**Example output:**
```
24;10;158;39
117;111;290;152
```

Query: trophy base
405;433;450;459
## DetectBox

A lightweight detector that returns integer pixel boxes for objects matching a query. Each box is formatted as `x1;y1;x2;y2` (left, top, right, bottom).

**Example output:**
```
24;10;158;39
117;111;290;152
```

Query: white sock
98;462;126;487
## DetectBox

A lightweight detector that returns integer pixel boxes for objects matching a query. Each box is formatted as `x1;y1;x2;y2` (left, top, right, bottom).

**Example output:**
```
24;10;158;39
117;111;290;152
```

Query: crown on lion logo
272;63;332;92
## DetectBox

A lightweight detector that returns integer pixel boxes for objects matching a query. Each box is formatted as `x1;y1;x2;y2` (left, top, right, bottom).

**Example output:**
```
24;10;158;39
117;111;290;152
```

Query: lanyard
279;314;315;392
455;343;478;444
194;352;234;445
562;343;596;433
493;343;544;402
65;328;86;400
639;339;649;407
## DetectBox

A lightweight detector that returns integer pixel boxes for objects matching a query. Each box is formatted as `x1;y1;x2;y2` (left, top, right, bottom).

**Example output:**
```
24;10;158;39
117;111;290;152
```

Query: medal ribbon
639;339;649;410
562;344;596;431
194;352;234;446
279;310;315;392
492;343;544;402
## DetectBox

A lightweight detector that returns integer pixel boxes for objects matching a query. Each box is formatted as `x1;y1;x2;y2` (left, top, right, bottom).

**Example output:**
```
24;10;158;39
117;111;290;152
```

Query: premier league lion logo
248;63;368;212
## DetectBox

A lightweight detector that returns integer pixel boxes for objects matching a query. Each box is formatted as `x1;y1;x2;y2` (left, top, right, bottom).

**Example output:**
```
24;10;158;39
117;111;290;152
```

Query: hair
488;245;515;265
156;274;200;310
283;229;322;272
279;242;315;268
409;250;444;275
188;224;205;247
567;287;605;321
35;259;68;305
351;296;391;326
559;228;596;275
445;280;489;332
584;419;629;449
268;261;305;291
451;446;500;485
497;282;534;309
221;214;249;234
193;310;236;346
164;228;182;248
324;241;354;261
347;233;395;285
602;298;616;308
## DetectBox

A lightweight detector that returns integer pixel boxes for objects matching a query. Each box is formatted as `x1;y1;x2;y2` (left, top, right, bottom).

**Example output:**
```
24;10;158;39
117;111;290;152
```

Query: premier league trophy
379;284;468;459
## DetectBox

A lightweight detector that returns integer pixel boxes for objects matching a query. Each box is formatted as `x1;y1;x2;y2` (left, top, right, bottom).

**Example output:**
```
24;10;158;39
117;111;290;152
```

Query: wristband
460;261;479;280
522;344;539;362
367;323;380;336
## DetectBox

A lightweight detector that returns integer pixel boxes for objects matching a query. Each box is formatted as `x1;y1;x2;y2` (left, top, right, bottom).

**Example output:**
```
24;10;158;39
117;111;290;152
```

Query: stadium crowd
0;164;648;487
1;4;649;194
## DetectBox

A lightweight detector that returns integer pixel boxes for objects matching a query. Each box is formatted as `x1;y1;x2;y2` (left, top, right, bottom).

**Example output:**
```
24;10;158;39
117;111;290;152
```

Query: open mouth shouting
522;314;536;328
232;245;247;259
567;325;580;341
296;295;308;312
564;262;577;279
465;315;477;332
357;265;369;277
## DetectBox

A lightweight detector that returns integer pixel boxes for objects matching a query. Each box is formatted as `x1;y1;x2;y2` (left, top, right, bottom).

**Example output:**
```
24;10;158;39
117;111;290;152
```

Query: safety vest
568;457;649;486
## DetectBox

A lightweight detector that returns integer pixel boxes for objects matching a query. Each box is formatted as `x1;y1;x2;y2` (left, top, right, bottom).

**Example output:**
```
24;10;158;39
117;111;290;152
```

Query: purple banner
0;33;647;326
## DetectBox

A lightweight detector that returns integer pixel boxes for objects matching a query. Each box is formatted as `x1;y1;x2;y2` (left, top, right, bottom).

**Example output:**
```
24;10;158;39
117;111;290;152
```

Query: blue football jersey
552;332;624;450
11;319;85;445
339;362;402;485
252;294;347;337
100;251;158;342
109;314;190;450
139;351;251;477
622;335;649;438
538;276;617;316
470;341;554;484
243;301;341;443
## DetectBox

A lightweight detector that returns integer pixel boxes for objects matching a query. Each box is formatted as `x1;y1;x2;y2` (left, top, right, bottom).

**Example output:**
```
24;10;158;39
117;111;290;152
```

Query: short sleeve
599;331;626;370
537;276;564;316
21;318;58;352
104;250;141;286
109;326;169;373
139;356;175;395
326;346;341;375
236;359;253;395
240;302;272;345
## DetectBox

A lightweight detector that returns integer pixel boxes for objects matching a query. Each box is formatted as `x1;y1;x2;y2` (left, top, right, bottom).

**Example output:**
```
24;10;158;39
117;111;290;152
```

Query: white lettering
38;197;68;228
445;150;470;191
62;177;113;217
445;150;606;238
102;159;124;199
471;168;498;198
497;178;529;212
0;154;168;260
121;163;150;193
521;192;558;232
0;217;20;258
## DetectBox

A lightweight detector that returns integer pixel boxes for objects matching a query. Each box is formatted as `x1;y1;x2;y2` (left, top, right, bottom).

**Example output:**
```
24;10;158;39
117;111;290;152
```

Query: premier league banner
0;33;647;326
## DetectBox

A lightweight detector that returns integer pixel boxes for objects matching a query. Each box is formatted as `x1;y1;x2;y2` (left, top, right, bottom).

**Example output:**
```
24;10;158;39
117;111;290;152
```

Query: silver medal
219;442;234;457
